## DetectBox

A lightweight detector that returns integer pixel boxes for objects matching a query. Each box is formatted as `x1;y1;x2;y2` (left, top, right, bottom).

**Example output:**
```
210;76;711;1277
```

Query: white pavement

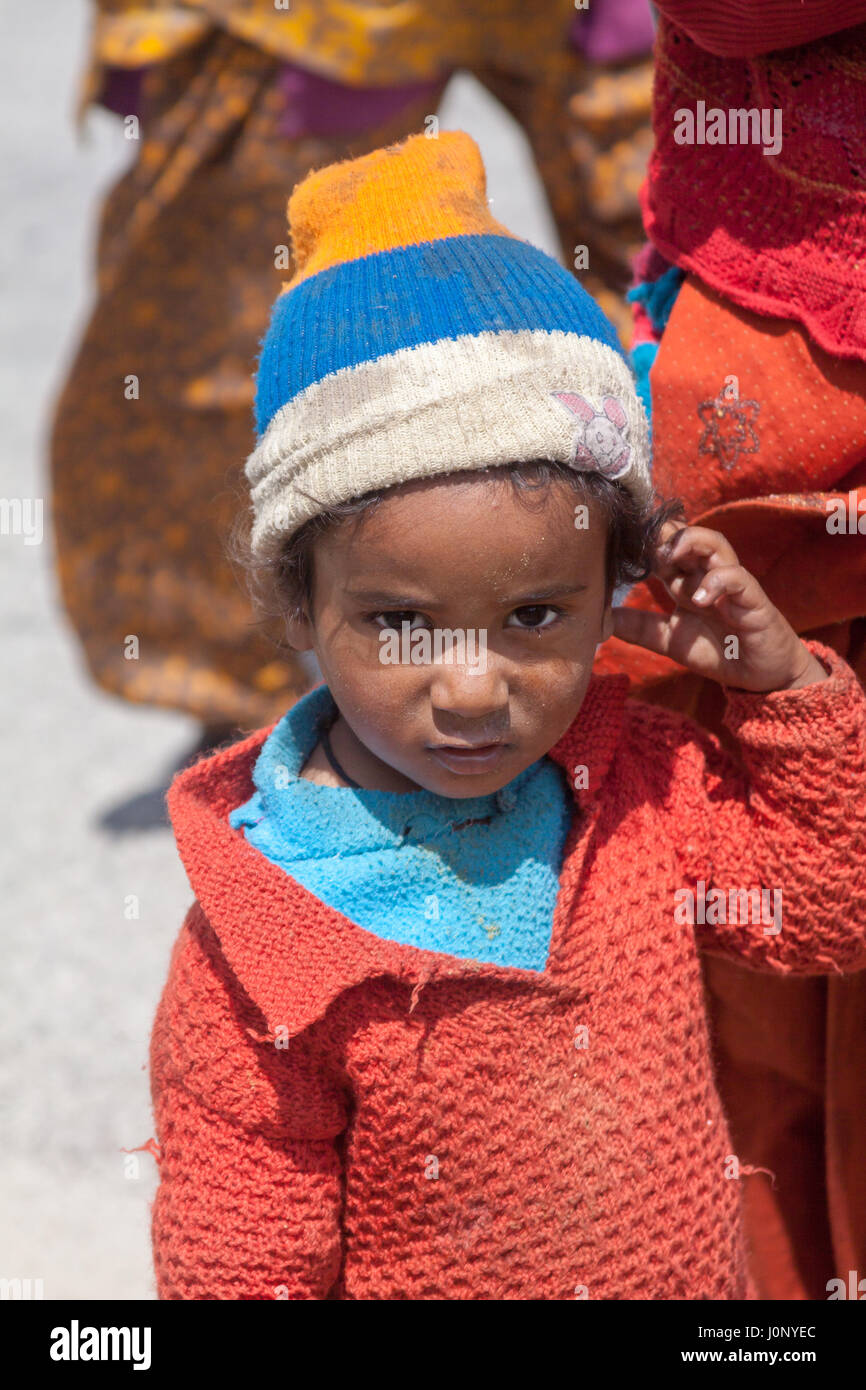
0;2;561;1299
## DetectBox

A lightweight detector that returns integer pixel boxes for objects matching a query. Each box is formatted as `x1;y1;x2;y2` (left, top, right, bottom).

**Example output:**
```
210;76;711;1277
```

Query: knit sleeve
149;901;349;1300
653;0;866;56
670;643;866;975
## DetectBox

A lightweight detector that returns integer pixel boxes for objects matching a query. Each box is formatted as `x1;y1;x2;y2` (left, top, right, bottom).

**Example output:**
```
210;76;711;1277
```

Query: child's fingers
656;525;739;582
658;518;689;550
670;526;740;569
667;565;749;610
689;563;756;610
612;605;686;658
667;571;706;605
614;564;764;653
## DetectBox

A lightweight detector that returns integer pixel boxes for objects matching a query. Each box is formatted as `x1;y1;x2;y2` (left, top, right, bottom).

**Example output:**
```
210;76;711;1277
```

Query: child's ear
285;608;314;652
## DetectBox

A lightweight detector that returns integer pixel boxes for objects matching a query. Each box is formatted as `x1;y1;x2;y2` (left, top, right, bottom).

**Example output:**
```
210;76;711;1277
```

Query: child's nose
429;663;509;721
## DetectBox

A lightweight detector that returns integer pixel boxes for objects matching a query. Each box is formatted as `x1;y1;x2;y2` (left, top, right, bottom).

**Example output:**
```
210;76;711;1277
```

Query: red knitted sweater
150;644;866;1300
644;1;866;360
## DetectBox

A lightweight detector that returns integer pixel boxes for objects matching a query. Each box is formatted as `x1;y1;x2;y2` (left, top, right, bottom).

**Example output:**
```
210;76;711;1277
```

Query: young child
149;131;866;1300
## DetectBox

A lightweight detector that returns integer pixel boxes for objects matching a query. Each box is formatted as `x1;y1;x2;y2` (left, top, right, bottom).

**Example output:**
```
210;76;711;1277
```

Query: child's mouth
427;742;509;774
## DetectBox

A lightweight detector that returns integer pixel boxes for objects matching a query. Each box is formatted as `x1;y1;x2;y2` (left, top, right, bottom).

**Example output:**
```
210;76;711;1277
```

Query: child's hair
231;461;684;631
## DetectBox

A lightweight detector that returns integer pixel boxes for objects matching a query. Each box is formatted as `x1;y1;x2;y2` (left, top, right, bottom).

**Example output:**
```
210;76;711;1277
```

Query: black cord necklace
317;715;362;789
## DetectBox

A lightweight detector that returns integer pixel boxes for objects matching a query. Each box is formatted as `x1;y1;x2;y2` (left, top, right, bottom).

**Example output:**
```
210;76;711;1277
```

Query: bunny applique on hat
551;391;633;479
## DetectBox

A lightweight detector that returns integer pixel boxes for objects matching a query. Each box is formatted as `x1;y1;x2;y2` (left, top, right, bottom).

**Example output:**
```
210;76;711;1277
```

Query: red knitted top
644;1;866;360
150;644;866;1300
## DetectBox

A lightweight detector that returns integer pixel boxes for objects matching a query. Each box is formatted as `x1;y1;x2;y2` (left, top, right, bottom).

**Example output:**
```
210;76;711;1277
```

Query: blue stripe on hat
254;233;626;437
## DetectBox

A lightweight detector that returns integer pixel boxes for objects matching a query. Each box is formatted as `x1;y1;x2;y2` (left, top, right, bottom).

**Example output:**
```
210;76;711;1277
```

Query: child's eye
506;605;562;630
371;610;431;631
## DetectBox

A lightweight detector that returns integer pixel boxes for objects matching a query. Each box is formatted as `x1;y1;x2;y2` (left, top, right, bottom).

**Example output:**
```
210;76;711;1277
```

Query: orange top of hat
284;129;521;290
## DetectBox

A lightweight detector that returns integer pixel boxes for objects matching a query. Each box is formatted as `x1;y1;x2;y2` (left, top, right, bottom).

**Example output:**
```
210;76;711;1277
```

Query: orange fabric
599;275;866;691
87;0;580;83
79;0;582;119
284;131;519;290
597;273;866;1300
650;280;866;513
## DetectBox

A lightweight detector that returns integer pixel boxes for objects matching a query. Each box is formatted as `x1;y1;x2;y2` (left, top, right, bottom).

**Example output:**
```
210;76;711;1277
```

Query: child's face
288;474;614;797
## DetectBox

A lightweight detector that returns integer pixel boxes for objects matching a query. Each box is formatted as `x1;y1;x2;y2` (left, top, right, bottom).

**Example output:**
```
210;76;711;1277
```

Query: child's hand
612;522;828;692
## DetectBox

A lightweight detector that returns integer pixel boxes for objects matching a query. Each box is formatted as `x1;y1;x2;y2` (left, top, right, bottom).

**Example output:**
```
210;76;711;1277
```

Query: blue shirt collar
243;683;547;857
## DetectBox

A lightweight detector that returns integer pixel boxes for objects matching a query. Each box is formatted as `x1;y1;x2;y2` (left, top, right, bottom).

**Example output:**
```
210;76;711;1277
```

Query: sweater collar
166;673;630;1040
239;682;543;857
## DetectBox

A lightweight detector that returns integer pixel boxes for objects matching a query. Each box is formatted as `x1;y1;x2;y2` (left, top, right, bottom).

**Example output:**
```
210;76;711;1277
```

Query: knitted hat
247;129;651;560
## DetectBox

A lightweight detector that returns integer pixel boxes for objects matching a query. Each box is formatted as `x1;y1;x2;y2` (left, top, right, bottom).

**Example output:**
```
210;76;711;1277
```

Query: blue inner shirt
228;684;573;972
